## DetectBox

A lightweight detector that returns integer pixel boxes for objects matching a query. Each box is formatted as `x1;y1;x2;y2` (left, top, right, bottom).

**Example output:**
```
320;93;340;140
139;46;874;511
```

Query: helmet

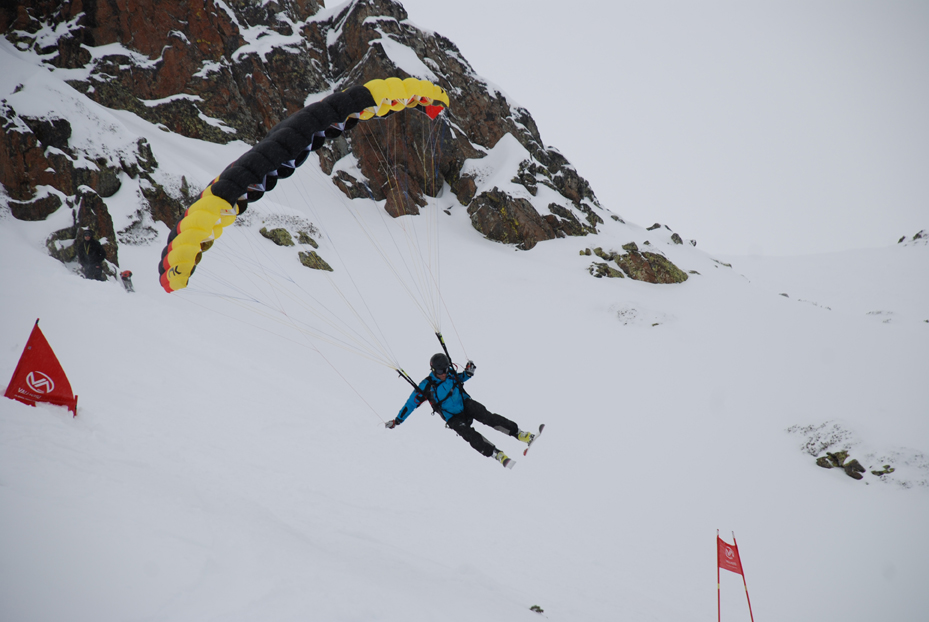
429;353;450;375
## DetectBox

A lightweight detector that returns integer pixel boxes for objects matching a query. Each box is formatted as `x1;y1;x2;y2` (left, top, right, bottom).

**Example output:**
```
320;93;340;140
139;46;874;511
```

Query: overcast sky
398;0;929;255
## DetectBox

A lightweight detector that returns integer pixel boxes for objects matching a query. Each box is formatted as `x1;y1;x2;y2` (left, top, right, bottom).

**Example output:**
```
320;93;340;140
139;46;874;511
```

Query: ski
120;270;135;292
523;424;545;456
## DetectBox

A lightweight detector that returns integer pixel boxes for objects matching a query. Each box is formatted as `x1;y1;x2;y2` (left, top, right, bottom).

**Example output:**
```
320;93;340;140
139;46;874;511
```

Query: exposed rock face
299;250;333;271
0;106;121;206
309;1;602;250
898;230;928;246
815;450;868;480
2;0;605;265
467;188;557;250
584;246;688;284
1;0;324;143
588;262;625;279
260;227;296;247
297;231;319;248
615;251;688;284
0;100;164;266
788;421;923;488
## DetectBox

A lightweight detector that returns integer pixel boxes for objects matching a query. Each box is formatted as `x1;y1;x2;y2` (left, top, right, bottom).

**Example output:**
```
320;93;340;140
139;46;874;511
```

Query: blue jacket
396;370;472;423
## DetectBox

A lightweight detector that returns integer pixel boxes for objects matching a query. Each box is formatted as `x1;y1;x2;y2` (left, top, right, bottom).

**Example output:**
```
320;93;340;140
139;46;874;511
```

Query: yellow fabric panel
402;77;422;100
165;262;195;290
365;79;390;107
402;78;428;107
178;210;220;233
165;244;202;267
188;192;228;215
383;76;405;96
362;77;449;118
171;228;211;248
219;209;237;227
383;77;408;111
430;83;449;106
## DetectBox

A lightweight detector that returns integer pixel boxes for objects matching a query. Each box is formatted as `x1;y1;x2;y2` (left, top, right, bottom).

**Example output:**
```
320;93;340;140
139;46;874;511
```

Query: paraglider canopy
158;77;450;294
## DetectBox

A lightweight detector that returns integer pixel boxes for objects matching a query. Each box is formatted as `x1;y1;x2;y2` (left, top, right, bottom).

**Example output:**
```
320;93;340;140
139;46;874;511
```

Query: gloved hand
385;419;399;429
464;360;476;376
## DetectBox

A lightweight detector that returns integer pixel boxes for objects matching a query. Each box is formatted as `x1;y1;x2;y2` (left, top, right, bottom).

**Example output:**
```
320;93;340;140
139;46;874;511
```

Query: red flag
717;535;743;575
718;532;755;622
4;320;78;415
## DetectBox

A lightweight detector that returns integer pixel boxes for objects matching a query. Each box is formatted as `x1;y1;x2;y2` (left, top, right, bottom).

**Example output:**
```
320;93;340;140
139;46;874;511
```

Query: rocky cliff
2;0;607;267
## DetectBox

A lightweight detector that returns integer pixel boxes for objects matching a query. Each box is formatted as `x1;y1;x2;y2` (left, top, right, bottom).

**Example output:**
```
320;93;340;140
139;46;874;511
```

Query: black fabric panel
211;86;376;204
293;149;311;168
253;140;292;169
282;114;323;147
268;125;311;157
289;108;328;139
234;150;276;184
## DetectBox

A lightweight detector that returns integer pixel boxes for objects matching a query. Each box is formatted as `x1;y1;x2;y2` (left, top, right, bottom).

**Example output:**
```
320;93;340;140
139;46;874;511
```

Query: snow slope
3;30;929;622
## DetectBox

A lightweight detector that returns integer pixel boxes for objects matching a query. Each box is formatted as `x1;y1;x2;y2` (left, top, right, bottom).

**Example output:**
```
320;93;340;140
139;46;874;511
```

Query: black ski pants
446;399;518;457
81;262;105;281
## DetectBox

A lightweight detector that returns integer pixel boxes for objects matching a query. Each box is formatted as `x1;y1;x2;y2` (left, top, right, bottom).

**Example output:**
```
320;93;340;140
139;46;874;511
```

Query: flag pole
732;532;755;622
717;530;722;622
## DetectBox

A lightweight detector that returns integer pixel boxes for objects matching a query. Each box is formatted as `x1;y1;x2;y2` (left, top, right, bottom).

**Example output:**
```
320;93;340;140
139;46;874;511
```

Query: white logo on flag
26;371;55;394
725;547;735;560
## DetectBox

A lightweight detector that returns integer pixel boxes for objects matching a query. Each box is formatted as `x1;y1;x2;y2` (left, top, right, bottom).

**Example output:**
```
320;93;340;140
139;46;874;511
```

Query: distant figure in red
76;228;106;281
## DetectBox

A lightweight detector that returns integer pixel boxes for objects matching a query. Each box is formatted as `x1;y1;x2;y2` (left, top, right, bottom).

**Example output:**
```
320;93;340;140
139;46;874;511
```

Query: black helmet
83;228;93;237
429;353;450;375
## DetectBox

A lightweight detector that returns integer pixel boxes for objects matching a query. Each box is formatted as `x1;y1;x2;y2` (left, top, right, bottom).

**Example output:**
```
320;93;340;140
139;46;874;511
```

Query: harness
396;331;469;420
396;366;469;420
421;372;470;418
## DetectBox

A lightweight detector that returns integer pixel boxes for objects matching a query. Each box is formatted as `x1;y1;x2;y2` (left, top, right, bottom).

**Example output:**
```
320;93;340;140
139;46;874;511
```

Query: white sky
398;0;929;255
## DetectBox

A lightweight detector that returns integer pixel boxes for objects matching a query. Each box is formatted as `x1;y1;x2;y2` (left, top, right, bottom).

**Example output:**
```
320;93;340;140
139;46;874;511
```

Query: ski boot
493;450;514;469
520;424;545;456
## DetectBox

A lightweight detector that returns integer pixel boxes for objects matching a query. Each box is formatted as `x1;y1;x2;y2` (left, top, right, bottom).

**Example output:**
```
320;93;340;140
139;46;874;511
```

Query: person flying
386;353;537;468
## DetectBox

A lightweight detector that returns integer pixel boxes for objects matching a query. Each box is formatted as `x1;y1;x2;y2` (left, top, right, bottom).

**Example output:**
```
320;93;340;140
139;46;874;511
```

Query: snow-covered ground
2;28;929;622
